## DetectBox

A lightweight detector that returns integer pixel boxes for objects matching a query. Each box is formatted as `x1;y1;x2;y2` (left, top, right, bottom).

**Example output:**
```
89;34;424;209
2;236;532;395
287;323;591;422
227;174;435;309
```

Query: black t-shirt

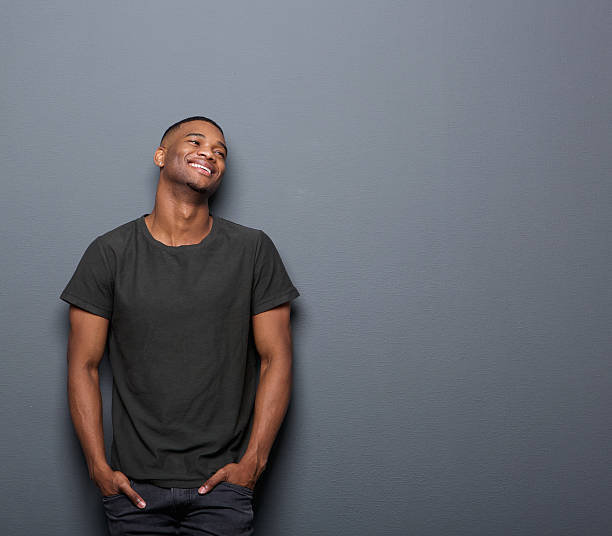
60;213;300;487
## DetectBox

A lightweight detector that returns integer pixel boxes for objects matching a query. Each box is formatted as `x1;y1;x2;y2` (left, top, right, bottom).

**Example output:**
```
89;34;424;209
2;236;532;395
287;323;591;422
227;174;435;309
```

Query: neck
145;196;213;247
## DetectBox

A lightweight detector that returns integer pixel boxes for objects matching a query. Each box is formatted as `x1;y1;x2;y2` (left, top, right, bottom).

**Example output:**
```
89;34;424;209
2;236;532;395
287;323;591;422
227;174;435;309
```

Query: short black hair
160;116;225;146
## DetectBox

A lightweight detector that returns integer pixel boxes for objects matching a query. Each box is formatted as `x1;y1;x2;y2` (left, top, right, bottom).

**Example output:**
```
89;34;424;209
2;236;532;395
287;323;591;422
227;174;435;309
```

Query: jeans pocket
102;492;123;501
220;481;254;497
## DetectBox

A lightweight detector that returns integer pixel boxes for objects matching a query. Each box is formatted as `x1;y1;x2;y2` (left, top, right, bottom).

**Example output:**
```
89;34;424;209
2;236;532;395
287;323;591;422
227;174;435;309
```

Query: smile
189;163;212;176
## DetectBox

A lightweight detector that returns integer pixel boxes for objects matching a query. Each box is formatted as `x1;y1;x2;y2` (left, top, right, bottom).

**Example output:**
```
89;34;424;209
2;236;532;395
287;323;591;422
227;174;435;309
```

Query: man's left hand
198;461;257;494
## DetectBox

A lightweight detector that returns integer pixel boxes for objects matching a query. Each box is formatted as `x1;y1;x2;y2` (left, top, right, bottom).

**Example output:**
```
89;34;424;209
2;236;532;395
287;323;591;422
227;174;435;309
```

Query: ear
154;146;165;168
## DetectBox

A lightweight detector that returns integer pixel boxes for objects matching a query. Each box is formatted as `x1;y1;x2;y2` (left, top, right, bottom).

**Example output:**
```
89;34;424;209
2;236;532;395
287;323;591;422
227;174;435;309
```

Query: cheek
178;154;193;169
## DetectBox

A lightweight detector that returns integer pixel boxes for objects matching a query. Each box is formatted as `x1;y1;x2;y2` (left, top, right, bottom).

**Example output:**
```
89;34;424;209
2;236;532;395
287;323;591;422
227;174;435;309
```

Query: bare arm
199;301;294;492
242;301;294;474
66;305;146;507
66;305;109;478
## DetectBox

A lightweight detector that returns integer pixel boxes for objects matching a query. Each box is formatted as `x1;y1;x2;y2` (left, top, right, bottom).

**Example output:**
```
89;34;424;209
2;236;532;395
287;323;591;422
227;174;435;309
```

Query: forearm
67;364;109;480
241;353;292;476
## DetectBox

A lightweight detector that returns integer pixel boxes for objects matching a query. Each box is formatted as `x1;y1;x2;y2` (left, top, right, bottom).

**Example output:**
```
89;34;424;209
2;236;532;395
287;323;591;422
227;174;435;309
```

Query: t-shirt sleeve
59;236;114;320
251;230;300;316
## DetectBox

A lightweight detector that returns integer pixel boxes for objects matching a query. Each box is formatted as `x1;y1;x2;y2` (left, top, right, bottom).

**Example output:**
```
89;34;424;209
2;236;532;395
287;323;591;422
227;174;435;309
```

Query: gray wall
2;1;611;534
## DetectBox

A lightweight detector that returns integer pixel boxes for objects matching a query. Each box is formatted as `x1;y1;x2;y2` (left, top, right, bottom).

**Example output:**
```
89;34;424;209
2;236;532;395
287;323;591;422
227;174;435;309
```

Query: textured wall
2;1;612;534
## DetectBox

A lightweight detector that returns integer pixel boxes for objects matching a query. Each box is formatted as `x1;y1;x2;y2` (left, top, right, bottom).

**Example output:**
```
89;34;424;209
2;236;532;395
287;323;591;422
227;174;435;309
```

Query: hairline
160;116;226;151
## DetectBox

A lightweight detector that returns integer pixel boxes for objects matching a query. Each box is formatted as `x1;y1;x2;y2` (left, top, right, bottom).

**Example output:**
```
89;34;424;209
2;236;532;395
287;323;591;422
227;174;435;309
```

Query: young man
60;116;300;535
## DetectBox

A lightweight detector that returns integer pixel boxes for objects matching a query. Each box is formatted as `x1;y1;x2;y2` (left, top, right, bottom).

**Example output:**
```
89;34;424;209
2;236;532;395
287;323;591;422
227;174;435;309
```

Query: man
60;116;300;535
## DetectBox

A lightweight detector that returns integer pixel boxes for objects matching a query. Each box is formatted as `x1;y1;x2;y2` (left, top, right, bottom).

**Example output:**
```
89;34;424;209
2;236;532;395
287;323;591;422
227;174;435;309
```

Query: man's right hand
96;467;147;509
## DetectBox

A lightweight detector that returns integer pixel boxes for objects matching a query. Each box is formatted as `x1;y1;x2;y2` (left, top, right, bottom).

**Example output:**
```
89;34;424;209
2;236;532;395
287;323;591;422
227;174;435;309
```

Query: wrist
240;452;268;476
90;460;112;481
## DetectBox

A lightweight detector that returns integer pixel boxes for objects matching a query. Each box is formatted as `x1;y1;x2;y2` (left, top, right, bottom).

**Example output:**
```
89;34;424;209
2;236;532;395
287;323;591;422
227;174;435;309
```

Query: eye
215;151;226;158
189;140;199;145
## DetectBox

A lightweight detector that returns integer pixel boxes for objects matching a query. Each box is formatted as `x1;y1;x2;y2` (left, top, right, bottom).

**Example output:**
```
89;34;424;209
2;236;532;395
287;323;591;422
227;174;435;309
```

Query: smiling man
60;116;300;535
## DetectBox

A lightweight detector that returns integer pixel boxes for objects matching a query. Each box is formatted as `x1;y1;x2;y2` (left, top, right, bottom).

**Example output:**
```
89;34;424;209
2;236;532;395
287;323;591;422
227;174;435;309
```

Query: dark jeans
102;479;255;535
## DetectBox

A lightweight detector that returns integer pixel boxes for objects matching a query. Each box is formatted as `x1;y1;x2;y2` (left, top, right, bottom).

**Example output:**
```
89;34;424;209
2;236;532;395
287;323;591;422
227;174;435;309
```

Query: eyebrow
184;133;228;154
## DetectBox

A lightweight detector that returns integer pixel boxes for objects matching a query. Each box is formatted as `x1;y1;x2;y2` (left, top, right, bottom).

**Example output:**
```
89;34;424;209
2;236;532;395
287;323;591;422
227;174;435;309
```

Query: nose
197;145;215;159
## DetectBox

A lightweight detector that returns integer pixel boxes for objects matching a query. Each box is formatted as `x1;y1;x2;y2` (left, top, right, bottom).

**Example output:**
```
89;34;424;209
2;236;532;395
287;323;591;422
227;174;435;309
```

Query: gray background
2;1;611;534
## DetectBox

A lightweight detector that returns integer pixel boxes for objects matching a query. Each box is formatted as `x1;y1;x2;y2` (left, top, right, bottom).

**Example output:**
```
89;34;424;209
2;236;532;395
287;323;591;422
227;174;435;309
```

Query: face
154;120;228;195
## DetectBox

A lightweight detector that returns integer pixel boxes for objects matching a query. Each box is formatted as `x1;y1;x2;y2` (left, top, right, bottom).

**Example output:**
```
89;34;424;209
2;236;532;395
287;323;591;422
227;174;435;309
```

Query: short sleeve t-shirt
60;213;300;488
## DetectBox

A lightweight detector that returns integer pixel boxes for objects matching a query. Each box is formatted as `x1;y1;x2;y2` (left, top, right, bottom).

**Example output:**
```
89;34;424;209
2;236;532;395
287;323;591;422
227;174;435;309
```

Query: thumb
124;481;147;509
198;471;225;494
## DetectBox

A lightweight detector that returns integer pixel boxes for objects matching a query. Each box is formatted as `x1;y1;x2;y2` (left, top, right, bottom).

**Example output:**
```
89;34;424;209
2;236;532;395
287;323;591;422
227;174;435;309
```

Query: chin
184;181;208;193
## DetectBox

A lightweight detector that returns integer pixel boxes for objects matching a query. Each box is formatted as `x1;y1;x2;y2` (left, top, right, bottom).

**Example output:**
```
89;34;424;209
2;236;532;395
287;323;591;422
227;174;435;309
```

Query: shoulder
217;218;290;267
214;215;265;245
91;215;141;262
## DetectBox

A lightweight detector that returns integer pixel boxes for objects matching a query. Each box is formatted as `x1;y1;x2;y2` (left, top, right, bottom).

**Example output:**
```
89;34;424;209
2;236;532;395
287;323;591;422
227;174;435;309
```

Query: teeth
189;163;211;174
